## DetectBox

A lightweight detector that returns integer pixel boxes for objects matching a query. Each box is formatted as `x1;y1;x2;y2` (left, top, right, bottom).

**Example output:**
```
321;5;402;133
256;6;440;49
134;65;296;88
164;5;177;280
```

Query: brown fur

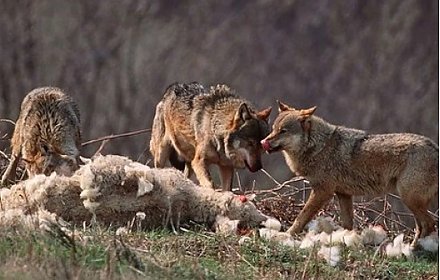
261;101;438;245
150;82;271;190
1;87;82;185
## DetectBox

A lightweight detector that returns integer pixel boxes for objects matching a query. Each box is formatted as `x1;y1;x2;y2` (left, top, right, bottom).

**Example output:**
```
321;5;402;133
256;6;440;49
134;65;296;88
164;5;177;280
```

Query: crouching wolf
150;82;272;190
261;101;438;245
1;87;82;185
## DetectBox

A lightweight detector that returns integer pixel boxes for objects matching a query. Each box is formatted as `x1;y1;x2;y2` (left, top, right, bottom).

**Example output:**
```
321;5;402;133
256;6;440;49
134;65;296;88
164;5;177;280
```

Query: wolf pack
0;83;438;247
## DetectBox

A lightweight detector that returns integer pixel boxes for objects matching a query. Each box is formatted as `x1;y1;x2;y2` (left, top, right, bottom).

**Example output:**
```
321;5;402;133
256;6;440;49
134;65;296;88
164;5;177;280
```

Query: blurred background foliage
0;0;438;188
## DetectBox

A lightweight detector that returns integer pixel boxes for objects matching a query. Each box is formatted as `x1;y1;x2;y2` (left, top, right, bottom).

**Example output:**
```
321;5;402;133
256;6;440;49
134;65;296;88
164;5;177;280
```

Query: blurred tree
0;0;437;188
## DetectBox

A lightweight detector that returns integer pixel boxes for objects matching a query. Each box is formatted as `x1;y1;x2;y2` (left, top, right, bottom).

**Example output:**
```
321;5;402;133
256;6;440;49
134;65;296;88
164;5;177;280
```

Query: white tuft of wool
124;162;151;174
136;212;146;220
79;165;95;190
79;188;100;200
361;225;387;245
418;232;439;253
329;229;348;244
215;215;239;235
315;231;330;244
300;234;318;249
281;238;301;249
318;245;341;267
80;156;92;164
116;226;129;236
137;177;154;197
385;233;413;258
258;228;300;248
238;236;252;245
83;200;101;213
261;218;282;231
307;216;339;234
258;228;279;240
0;188;11;200
343;230;362;248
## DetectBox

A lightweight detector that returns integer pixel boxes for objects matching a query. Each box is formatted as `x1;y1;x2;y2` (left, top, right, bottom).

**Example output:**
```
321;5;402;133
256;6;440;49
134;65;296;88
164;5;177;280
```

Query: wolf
261;101;438;245
1;87;82;185
150;82;272;191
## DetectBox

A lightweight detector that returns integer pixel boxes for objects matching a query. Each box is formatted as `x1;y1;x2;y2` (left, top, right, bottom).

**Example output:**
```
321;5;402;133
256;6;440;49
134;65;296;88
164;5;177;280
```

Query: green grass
0;227;437;280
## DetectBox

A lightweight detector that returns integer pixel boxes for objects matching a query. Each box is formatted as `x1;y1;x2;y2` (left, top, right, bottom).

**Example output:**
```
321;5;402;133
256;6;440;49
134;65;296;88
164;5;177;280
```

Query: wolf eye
279;128;287;134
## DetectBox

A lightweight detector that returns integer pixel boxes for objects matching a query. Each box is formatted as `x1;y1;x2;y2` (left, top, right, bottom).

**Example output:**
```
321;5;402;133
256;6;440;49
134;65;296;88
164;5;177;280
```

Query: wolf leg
336;192;353;230
400;192;436;246
153;140;172;168
192;146;214;188
287;188;333;235
219;165;234;191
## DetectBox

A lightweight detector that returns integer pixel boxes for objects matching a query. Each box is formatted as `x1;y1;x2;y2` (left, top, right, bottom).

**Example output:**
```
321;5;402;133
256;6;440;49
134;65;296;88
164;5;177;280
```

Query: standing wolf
1;87;82;185
150;82;271;191
261;101;438;244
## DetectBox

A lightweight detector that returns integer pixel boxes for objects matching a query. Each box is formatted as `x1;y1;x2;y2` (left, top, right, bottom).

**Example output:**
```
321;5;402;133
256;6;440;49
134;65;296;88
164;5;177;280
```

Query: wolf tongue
260;139;271;151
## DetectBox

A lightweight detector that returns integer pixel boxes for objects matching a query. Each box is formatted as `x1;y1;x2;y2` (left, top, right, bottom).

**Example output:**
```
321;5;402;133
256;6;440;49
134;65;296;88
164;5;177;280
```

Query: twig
81;128;151;147
356;205;412;230
248;177;305;195
260;168;281;185
0;119;15;125
93;139;109;157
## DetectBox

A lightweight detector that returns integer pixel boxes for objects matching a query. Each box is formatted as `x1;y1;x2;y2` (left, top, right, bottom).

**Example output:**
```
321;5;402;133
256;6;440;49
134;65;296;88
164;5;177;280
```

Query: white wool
418;233;439;253
124;162;151;174
385;242;402;258
261;218;282;231
136;212;146;220
80;156;92;164
82;200;101;213
316;231;330;244
79;165;95;190
361;225;387;245
136;177;154;197
401;243;413;258
307;217;339;234
24;174;49;193
215;215;239;235
281;238;301;248
116;226;128;236
385;233;413;258
0;188;11;200
259;228;280;241
79;188;100;199
238;236;252;245
318;245;341;267
300;235;317;249
259;228;300;248
393;233;404;247
329;229;349;244
343;230;362;248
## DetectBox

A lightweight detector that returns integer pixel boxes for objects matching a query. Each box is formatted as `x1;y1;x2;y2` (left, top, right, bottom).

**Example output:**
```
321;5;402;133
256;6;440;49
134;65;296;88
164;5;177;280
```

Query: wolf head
29;142;81;177
225;103;272;172
261;101;317;154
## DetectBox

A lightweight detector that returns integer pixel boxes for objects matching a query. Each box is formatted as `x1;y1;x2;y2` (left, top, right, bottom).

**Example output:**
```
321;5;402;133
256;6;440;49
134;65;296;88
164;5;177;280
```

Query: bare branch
82;128;151;147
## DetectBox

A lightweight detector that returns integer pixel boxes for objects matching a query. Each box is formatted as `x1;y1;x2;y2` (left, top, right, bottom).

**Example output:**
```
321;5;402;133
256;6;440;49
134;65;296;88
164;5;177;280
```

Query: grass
0;226;437;280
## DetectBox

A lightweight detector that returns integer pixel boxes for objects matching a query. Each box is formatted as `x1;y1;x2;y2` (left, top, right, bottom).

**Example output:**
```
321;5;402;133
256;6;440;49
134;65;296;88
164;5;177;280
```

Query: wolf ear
235;103;252;122
256;107;272;121
277;100;294;112
299;106;317;118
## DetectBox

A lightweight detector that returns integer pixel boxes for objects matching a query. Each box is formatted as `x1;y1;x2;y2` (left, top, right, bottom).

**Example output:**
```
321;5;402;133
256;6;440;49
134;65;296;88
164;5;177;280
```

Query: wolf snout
260;139;271;152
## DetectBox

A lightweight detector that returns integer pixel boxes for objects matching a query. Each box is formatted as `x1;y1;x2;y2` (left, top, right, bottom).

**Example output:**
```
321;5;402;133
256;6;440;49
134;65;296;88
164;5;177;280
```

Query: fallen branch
81;128;151;147
0;119;15;126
